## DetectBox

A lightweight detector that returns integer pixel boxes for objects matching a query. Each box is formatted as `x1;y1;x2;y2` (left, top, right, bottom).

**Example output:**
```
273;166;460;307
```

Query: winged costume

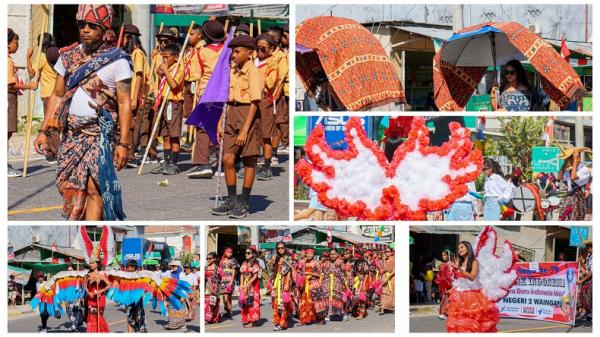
446;226;518;332
295;116;483;220
31;226;192;332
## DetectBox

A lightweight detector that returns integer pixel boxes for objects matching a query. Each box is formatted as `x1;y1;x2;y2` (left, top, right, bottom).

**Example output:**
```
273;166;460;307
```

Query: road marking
8;205;62;216
499;324;569;333
206;324;235;330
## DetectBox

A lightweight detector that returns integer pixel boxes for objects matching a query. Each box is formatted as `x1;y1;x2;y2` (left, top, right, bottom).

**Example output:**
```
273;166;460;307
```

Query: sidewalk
7;304;36;320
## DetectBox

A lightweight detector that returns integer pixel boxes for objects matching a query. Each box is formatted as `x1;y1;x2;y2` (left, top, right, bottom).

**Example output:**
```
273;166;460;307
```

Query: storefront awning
391;25;453;41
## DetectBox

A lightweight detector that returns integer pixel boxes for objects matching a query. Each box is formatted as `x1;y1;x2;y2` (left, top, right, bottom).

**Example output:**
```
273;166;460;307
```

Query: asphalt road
205;296;395;333
8;147;289;221
409;314;592;333
8;303;200;332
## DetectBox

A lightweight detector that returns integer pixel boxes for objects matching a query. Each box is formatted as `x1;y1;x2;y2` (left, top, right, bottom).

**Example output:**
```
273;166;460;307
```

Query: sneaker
256;167;273;181
278;146;289;154
325;316;330;322
187;164;212;178
162;163;180;175
126;159;139;168
144;156;159;165
438;315;447;320
7;164;20;178
257;157;265;166
271;157;279;166
45;157;57;165
211;200;236;216
213;170;225;177
273;325;281;331
237;169;245;179
70;325;77;332
181;143;192;152
150;162;166;174
342;314;349;322
229;202;249;219
40;329;47;333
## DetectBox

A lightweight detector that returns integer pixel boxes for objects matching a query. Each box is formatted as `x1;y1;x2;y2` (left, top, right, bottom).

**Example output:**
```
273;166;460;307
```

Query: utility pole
452;4;463;31
424;5;429;23
575;116;584;147
585;4;589;42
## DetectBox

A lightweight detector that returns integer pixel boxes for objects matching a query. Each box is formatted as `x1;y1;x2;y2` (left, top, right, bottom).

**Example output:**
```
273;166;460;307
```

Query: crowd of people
205;242;395;330
7;4;289;220
27;259;200;333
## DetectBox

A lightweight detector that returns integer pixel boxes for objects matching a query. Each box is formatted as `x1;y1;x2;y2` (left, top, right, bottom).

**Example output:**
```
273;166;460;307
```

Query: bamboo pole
116;23;125;48
258;19;262;35
22;15;48;177
138;21;196;175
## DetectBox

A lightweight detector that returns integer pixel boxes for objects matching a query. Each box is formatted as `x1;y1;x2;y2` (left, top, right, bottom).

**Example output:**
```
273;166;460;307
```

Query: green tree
488;117;547;180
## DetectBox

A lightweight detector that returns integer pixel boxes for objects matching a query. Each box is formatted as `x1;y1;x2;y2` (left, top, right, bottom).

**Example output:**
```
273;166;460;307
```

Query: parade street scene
204;225;395;332
294;115;592;221
8;225;201;332
409;225;593;333
7;4;290;221
296;4;591;112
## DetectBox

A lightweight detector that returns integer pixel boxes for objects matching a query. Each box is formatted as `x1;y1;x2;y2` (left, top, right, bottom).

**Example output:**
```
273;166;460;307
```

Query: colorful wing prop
473;226;518;302
31;270;88;315
107;270;192;316
295;116;483;220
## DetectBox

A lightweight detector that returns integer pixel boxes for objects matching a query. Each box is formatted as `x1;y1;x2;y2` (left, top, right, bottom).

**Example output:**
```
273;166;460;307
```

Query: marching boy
212;35;264;219
151;43;184;175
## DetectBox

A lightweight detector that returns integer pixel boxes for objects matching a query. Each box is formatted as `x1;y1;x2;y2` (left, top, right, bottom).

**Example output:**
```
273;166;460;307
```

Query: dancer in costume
379;246;395;315
558;147;591;221
164;260;187;330
240;247;261;328
33;4;132;220
270;242;293;330
446;226;517;332
299;248;325;325
205;252;222;324
219;247;239;318
350;258;371;319
321;249;347;322
435;250;452;320
31;226;192;333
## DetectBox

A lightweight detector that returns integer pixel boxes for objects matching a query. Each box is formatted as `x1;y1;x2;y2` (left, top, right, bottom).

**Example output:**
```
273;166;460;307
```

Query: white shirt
484;173;514;203
454;181;479;211
179;272;198;287
54;55;132;117
160;270;171;279
565;163;591;190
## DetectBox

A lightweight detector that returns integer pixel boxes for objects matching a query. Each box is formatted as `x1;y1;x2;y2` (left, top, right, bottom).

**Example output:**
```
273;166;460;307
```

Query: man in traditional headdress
33;4;132;221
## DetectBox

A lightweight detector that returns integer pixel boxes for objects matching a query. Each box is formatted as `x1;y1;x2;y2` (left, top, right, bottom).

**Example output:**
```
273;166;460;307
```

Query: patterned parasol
434;22;586;111
296;16;405;111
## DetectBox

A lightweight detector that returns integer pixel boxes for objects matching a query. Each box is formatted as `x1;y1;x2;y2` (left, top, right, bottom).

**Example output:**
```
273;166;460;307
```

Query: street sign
569;227;589;247
531;147;563;173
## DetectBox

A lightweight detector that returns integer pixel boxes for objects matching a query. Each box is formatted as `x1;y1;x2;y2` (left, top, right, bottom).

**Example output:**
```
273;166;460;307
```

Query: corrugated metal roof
544;38;592;57
228;4;289;19
309;227;378;244
392;25;453;41
410;226;509;235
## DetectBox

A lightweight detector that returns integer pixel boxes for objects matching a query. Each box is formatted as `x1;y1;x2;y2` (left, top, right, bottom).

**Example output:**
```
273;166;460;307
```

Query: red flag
560;35;571;60
51;242;57;252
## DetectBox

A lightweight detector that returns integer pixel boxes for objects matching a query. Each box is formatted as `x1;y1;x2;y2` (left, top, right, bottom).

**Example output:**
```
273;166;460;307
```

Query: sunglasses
245;252;252;255
504;70;516;76
277;246;285;250
158;38;171;44
207;257;215;260
77;21;103;31
257;47;268;52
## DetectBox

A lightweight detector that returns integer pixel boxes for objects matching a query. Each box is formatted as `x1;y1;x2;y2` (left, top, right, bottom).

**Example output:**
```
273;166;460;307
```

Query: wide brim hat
156;27;179;40
168;260;182;267
558;146;592;160
202;20;226;42
228;35;256;50
123;24;141;36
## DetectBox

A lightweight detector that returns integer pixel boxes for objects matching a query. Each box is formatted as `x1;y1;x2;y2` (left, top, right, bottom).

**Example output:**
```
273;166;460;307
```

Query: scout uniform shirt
273;48;289;97
7;55;18;93
229;60;264;104
183;43;203;84
154;61;185;103
130;47;150;102
37;53;57;98
148;47;161;98
197;43;225;96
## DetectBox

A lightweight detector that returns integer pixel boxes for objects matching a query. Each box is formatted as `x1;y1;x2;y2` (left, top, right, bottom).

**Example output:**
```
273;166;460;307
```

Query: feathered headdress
77;226;114;266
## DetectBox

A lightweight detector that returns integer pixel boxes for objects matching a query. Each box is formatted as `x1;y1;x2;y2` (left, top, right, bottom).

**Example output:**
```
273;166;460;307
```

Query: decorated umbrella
296;16;406;111
434;22;586;111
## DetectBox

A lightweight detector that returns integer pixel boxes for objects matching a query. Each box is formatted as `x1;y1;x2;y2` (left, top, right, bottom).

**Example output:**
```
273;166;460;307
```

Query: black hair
207;252;218;260
267;26;284;38
126;259;138;270
384;137;403;162
8;29;19;43
37;33;55;52
124;33;146;55
483;157;503;176
274;241;287;271
354;258;369;275
256;33;277;48
457;241;475;273
162;43;180;56
500;59;532;94
192;24;202;32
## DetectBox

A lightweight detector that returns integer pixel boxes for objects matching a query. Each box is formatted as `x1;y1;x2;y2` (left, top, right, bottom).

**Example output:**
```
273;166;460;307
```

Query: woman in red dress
205;252;222;324
299;248;325;325
85;259;111;333
239;247;261;328
219;247;238;318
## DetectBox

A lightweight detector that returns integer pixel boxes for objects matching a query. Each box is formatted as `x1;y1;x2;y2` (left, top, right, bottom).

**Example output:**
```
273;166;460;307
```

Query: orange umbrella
296;16;405;111
434;22;586;111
